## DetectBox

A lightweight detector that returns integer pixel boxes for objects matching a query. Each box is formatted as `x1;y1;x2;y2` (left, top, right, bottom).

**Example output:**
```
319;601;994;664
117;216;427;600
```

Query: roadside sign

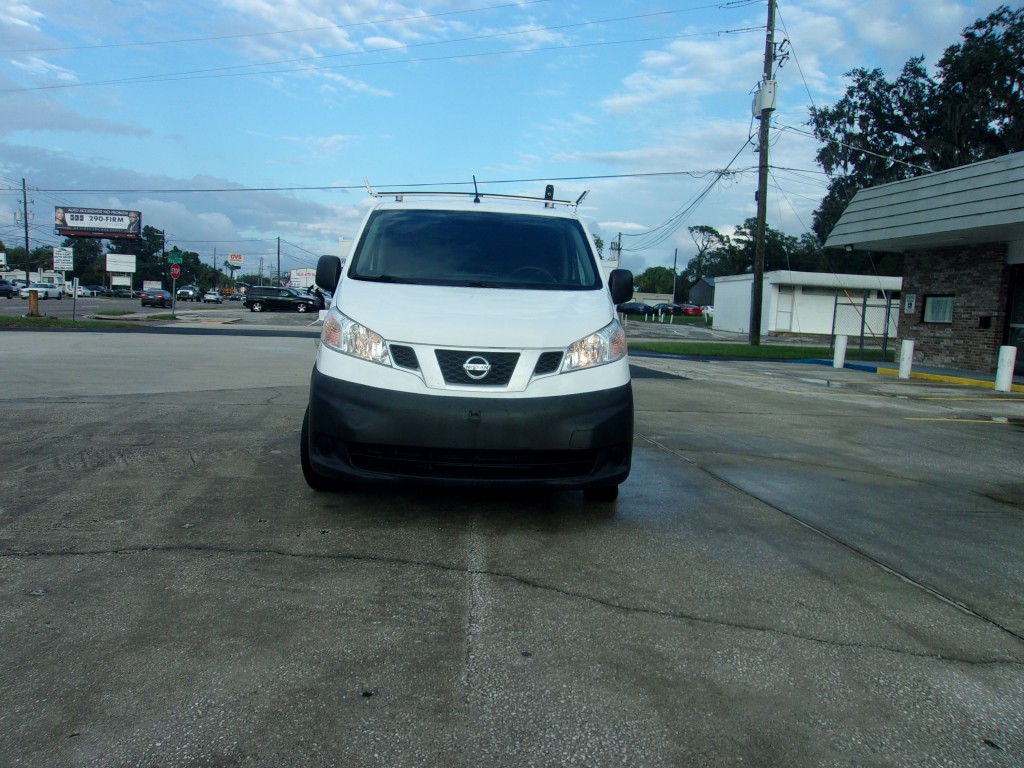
170;263;181;279
167;255;183;264
53;246;74;271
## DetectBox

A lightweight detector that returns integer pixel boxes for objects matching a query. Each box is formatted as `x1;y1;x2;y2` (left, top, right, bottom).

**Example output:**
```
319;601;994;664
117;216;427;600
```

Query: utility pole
749;0;777;345
672;248;678;302
21;178;31;281
276;236;281;287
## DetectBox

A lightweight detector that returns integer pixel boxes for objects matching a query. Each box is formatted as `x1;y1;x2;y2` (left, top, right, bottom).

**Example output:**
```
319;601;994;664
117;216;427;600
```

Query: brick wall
900;244;1010;373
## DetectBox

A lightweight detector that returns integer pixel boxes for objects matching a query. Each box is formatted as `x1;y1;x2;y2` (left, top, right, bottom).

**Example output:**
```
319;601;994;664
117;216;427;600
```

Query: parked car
652;303;684;315
202;290;223;304
140;288;172;308
243;286;318;313
678;303;703;316
176;285;200;301
20;282;63;300
617;301;654;315
0;279;16;298
228;292;246;301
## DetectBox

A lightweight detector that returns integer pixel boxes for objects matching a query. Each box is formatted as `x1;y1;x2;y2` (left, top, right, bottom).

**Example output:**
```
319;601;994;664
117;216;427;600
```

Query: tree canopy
808;4;1024;240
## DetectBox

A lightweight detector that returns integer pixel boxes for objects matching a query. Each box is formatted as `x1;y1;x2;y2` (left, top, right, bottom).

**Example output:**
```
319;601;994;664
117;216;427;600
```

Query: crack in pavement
4;543;1023;666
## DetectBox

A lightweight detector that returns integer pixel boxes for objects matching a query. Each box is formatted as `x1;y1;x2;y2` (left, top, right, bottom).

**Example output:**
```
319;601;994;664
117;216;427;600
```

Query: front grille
348;444;597;480
435;350;519;386
533;351;564;375
390;344;419;370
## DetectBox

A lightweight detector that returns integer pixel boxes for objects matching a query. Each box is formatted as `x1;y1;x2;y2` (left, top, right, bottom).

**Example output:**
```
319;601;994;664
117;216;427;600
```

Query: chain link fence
831;296;899;360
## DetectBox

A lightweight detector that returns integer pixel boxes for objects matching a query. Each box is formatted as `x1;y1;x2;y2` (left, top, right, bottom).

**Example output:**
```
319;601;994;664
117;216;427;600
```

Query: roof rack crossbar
367;189;583;207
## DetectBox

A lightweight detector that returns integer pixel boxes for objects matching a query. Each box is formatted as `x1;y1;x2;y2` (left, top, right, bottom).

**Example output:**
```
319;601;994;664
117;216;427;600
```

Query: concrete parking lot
1;327;1023;767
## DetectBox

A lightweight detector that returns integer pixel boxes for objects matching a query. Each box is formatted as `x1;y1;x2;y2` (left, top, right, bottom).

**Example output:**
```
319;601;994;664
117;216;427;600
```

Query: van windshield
348;209;603;290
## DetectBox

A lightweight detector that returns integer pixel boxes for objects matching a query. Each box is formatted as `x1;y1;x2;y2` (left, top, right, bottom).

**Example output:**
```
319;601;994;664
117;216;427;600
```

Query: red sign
169;263;181;279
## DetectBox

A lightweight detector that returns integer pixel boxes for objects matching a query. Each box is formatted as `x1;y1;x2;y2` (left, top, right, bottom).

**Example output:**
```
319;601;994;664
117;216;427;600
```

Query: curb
876;366;1024;393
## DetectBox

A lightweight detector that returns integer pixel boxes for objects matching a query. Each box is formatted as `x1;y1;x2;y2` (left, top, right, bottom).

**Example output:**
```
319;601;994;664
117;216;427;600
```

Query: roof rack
363;177;589;209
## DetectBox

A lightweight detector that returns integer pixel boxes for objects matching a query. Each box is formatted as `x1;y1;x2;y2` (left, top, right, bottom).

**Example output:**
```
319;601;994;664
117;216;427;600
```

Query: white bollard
833;335;847;369
995;345;1017;393
899;340;915;380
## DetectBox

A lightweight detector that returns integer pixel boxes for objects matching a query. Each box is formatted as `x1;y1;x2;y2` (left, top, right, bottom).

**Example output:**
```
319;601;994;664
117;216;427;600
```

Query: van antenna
576;190;589;206
472;175;480;204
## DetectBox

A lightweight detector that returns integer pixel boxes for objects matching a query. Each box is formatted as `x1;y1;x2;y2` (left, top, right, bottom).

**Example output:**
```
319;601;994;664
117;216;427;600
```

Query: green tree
108;225;167;287
61;238;105;285
808;5;1024;240
634;265;676;294
682;225;729;286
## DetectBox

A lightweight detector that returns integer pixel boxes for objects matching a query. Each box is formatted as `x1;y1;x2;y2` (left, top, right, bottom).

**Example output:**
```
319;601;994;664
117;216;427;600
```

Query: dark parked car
243;286;318;313
0;279;16;298
617;301;654;315
652;302;684;315
140;288;172;308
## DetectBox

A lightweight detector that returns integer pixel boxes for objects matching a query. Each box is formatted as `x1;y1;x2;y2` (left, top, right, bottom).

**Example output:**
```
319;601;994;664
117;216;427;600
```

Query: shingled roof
824;151;1024;253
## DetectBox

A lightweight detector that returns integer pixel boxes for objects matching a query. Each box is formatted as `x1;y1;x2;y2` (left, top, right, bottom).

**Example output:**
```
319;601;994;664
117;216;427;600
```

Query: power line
2;27;766;93
0;0;556;54
620;137;755;252
29;168;759;195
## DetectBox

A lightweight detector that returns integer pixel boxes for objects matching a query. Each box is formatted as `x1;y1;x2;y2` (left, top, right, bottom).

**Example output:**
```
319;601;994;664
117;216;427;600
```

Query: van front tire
301;407;340;492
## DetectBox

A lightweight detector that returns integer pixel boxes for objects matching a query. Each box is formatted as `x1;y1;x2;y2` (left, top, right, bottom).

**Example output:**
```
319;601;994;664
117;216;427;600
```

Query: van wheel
296;303;310;313
250;301;265;312
583;485;618;502
301;407;339;492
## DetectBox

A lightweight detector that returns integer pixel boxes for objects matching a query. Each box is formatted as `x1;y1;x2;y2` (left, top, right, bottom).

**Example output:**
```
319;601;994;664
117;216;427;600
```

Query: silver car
20;283;63;300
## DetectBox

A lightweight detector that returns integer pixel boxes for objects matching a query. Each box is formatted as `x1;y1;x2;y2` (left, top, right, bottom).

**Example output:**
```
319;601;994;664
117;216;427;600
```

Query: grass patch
630;340;896;362
0;313;177;330
0;315;140;330
94;309;136;317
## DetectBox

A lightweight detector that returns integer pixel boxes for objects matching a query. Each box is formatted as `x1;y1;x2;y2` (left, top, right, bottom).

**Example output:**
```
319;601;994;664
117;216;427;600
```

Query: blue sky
0;0;1001;278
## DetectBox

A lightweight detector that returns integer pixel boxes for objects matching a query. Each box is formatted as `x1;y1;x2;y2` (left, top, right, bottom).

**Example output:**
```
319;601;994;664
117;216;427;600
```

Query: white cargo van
301;187;635;501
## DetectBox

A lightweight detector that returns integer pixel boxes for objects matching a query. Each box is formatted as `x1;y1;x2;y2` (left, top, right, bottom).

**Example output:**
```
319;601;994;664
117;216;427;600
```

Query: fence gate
831;296;899;360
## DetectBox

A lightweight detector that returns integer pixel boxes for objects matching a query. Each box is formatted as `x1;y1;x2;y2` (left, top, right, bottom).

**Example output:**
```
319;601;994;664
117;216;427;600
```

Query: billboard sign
106;254;137;273
53;246;74;271
227;253;245;266
56;207;142;239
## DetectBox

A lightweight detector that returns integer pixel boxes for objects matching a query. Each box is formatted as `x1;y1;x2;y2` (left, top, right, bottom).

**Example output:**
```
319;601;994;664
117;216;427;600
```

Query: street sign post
170;263;181;279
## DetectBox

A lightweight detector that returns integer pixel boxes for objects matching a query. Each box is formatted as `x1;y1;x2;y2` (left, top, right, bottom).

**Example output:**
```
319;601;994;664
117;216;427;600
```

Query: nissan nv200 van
301;187;634;501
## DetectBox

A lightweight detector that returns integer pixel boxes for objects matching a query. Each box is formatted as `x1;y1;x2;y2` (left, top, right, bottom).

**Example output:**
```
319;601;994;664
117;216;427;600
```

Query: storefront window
923;295;954;323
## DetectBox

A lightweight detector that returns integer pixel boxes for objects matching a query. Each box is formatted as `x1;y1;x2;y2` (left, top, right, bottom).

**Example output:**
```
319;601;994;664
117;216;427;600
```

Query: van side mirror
608;269;633;305
316;255;342;292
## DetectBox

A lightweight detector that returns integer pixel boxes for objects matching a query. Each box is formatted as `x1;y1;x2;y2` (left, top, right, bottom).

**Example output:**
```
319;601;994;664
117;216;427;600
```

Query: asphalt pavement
2;323;1024;767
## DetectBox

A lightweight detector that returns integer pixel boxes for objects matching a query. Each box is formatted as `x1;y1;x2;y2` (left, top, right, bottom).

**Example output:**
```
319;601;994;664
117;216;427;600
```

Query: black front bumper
306;368;633;490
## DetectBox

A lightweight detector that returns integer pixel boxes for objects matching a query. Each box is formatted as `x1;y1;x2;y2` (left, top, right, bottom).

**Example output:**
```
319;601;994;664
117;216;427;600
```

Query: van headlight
563;320;627;372
321;308;391;366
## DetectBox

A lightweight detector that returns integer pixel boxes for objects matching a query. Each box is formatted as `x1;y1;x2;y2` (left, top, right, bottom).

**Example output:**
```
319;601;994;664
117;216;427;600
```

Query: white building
713;270;903;336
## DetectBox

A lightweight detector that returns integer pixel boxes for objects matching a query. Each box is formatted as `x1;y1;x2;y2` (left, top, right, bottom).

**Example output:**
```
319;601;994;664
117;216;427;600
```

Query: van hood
334;279;616;348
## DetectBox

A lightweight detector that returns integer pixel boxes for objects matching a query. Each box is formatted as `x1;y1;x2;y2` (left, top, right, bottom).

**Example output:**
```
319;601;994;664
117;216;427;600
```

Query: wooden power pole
749;0;777;345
